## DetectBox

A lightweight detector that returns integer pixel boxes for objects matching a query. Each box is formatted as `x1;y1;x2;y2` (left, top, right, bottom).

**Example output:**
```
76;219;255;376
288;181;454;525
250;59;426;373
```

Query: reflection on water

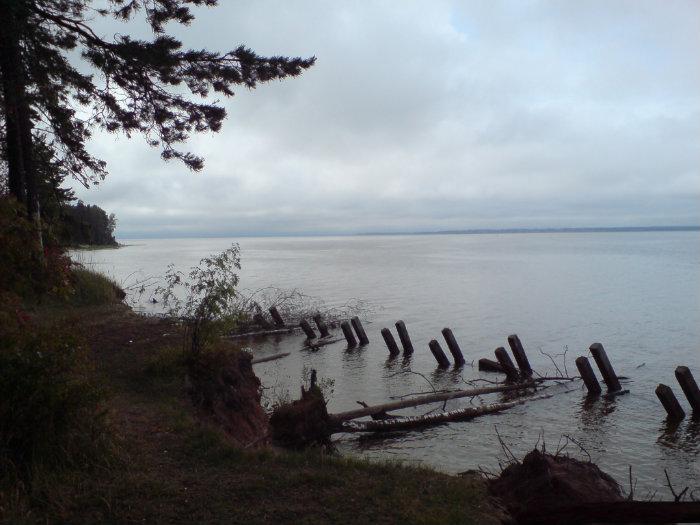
73;231;700;492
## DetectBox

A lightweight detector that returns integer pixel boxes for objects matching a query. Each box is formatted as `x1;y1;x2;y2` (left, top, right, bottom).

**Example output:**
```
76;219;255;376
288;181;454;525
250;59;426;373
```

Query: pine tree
0;0;315;222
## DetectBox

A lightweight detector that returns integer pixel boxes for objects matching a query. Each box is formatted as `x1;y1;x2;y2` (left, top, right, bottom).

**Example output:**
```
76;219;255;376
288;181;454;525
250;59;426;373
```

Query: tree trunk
0;0;41;250
0;3;27;204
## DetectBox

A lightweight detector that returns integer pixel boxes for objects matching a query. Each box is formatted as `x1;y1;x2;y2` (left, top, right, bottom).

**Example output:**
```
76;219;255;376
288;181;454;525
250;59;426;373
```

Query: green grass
69;267;125;306
0;304;502;524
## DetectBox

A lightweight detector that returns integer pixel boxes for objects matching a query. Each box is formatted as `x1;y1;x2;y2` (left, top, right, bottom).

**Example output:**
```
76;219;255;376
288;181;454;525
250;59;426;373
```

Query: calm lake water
73;232;700;493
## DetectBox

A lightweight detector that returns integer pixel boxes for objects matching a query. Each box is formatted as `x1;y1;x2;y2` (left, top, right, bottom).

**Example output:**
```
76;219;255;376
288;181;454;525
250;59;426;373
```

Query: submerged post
494;347;519;382
299;319;316;339
341;321;357;348
313;314;330;338
395;320;414;356
351;316;369;346
429;339;451;368
507;334;533;376
675;366;700;413
478;358;504;373
269;306;285;327
656;384;686;420
381;328;400;356
575;356;602;396
441;328;466;366
589;343;622;392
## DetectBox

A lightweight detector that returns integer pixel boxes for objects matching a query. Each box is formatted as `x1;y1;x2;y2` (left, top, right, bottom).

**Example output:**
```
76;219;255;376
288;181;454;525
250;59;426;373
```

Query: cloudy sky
70;1;700;237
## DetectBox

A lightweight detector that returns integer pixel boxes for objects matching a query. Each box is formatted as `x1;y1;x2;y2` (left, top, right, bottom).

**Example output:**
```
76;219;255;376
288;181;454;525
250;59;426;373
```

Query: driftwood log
251;352;290;365
337;393;552;433
329;381;538;423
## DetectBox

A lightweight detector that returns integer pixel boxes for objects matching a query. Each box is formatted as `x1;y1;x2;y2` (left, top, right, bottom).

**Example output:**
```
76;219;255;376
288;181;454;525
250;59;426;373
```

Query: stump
313;314;330;338
299;319;316;339
341;321;357;348
351;316;369;346
656;384;686;420
589;343;622;392
429;339;451;368
495;347;519;382
675;366;700;412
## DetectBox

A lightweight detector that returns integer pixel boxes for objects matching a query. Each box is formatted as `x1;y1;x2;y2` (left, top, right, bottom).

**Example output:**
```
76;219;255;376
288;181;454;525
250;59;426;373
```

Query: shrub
0;302;113;482
0;197;72;300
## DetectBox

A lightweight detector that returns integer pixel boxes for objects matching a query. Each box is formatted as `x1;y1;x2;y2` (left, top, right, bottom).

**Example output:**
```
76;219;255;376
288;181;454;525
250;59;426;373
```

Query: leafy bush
0;302;113;482
157;244;243;355
0;197;72;300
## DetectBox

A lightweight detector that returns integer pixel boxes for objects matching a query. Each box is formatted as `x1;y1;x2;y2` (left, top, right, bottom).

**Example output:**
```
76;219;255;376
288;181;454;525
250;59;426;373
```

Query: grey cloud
70;1;700;237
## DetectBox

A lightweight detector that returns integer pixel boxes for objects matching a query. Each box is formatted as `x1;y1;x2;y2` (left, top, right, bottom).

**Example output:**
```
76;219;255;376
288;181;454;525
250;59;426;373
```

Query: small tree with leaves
157;243;242;356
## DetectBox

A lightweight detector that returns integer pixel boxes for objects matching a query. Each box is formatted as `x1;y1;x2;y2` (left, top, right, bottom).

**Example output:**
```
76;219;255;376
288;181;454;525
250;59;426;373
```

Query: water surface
73;232;700;493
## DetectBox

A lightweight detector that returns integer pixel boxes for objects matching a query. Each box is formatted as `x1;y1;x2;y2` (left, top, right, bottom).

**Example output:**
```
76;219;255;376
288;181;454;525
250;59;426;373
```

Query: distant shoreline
114;225;700;241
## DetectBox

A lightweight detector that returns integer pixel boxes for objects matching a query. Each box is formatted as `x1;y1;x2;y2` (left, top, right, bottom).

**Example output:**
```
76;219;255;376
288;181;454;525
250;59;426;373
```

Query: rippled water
73;232;700;493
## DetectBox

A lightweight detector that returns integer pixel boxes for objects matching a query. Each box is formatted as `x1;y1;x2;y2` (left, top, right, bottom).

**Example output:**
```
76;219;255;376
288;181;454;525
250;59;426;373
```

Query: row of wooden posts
269;305;698;422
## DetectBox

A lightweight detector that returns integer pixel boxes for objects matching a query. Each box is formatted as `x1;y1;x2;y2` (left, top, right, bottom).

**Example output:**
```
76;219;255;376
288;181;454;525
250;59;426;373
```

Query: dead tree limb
251;352;290;365
336;393;552;433
329;381;538;423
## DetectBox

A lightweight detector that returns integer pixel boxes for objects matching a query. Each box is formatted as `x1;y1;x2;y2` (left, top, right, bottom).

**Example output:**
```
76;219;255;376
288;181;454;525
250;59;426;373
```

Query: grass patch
69;267;125;306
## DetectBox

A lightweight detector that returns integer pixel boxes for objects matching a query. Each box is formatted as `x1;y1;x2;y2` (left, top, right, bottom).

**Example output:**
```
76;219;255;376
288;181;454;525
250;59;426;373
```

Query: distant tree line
59;201;117;247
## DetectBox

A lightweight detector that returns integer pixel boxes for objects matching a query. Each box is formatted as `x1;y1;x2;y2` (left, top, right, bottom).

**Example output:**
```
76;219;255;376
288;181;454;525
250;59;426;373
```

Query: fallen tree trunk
517;501;700;524
336;393;552;433
251;352;290;364
227;327;295;338
329;381;538;423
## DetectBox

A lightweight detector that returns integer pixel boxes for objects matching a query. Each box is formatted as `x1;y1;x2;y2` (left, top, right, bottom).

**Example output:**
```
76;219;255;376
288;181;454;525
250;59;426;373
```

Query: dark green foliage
0;197;72;299
60;200;117;246
0;306;113;482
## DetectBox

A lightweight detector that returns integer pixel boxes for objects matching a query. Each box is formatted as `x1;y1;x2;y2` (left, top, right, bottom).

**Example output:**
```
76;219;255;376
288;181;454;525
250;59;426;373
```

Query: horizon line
116;225;700;240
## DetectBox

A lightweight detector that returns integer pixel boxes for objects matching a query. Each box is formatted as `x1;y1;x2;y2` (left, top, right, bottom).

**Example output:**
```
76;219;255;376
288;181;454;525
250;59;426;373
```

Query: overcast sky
70;1;700;238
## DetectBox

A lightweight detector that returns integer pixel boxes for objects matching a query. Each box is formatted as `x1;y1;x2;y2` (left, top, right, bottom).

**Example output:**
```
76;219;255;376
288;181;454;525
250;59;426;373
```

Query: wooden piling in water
656;384;685;420
299;319;316;339
340;321;357;348
675;366;700;413
589;343;622;392
429;339;451;368
479;358;504;373
507;334;533;376
381;328;400;356
495;347;519;382
395;320;414;355
441;328;466;366
268;306;285;327
351;316;369;346
313;314;330;338
575;356;602;395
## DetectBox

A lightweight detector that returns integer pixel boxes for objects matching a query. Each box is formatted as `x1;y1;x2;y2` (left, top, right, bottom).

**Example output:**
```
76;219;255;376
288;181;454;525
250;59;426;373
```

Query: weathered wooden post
589;343;622;392
268;306;285;327
656;384;686;420
675;366;700;413
253;312;272;329
429;339;451;368
478;358;504;373
381;328;400;356
494;347;519;382
395;320;414;355
313;314;330;338
351;316;369;346
341;321;357;348
507;334;533;376
575;356;602;396
441;328;466;366
299;319;316;339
